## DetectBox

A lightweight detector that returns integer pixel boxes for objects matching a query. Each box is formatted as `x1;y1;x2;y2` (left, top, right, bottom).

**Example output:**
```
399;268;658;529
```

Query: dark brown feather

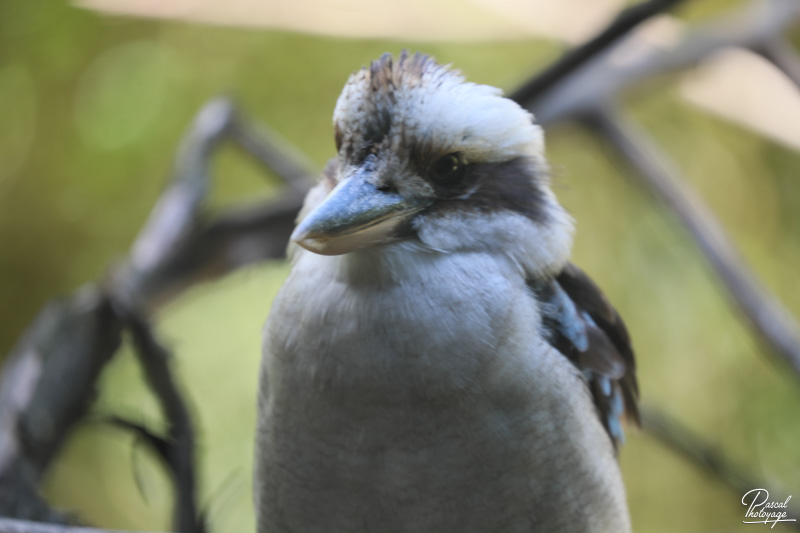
557;263;640;427
425;157;551;224
535;262;640;450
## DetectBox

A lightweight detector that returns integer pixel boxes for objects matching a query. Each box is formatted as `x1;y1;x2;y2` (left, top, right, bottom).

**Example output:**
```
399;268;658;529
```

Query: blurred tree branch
123;315;199;533
519;0;800;123
0;287;121;525
510;0;688;104
0;103;314;532
0;517;164;533
584;106;800;376
112;98;315;313
1;0;799;532
513;0;800;377
641;406;792;503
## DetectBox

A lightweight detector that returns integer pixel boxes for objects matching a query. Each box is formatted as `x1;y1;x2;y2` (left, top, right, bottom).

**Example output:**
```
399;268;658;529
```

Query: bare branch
0;517;164;533
510;0;687;104
128;100;234;279
114;192;304;313
0;97;314;528
508;0;800;378
226;112;317;194
0;287;122;523
112;98;313;313
584;107;800;376
121;315;202;533
641;406;756;494
516;0;800;124
641;406;800;530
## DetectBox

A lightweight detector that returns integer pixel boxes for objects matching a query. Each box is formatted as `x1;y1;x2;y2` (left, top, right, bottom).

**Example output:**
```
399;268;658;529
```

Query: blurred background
1;0;799;531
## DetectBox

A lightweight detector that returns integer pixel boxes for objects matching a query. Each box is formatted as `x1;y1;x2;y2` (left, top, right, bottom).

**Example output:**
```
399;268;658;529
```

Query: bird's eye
430;152;465;183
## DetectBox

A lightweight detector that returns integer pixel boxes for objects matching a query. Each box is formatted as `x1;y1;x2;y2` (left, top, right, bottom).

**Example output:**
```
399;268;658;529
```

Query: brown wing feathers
536;262;640;448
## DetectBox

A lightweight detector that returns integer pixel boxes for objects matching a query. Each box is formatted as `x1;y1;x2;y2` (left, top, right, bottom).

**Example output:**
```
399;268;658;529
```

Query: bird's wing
534;262;640;449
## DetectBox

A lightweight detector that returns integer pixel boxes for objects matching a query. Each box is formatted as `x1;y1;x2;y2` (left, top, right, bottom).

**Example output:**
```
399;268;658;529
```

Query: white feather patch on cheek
415;200;574;278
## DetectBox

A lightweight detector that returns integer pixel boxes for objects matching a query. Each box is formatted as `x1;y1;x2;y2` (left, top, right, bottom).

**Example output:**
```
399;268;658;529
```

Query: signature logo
742;488;797;528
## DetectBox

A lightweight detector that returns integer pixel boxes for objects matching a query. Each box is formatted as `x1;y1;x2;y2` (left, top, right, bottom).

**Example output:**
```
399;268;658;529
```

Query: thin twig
123;315;202;533
641;406;800;530
641;406;758;494
583;107;800;376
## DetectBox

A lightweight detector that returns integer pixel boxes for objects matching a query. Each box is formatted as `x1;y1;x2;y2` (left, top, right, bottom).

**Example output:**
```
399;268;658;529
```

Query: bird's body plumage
256;52;637;533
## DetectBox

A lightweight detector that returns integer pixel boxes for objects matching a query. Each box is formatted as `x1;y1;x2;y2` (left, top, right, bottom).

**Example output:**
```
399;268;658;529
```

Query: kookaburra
256;52;639;533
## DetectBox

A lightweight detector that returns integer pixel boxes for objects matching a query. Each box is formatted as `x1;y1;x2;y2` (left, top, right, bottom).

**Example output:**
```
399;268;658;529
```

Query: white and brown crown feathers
333;51;547;169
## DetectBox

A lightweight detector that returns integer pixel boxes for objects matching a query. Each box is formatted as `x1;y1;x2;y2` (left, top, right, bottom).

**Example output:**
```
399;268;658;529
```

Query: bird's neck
327;242;444;287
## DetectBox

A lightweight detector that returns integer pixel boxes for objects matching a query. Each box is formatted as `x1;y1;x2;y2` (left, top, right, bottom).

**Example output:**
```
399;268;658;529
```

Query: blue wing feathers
533;263;640;450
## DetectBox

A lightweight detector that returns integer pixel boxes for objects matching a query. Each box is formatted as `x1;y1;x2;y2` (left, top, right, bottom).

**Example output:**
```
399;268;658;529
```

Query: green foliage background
0;0;798;531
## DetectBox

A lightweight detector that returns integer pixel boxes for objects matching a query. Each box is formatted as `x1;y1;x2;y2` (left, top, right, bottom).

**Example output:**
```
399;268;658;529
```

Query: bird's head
291;52;573;276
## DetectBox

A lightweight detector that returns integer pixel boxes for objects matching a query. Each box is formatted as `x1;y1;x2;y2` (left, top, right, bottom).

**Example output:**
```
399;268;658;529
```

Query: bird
255;51;639;533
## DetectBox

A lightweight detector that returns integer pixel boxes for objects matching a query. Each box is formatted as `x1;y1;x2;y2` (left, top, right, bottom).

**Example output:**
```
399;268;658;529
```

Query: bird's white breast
256;245;629;532
266;245;541;400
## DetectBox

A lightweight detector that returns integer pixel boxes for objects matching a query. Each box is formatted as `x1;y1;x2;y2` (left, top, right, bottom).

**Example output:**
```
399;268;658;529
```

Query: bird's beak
291;171;424;256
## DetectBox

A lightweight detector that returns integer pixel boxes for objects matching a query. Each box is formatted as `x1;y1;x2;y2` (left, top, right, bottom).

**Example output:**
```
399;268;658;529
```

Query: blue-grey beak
291;172;425;256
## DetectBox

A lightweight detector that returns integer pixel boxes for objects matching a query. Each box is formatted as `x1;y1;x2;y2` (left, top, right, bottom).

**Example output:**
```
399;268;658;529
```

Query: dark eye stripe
334;124;344;152
429;156;550;224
